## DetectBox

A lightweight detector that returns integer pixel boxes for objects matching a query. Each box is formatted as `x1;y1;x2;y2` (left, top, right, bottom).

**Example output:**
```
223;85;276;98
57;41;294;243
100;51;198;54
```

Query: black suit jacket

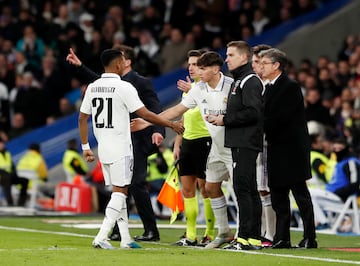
264;73;311;188
76;65;165;156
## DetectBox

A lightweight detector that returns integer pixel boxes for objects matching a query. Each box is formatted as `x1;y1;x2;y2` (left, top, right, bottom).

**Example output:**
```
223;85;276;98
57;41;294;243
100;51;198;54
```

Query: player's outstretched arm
135;107;184;134
130;118;151;132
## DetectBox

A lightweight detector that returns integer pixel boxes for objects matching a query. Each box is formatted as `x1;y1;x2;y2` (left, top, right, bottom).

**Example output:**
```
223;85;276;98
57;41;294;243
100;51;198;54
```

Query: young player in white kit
78;49;184;249
132;51;236;248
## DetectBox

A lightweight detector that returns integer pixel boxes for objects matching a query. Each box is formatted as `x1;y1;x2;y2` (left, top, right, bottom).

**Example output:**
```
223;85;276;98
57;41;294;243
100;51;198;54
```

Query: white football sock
210;196;229;235
95;192;125;241
116;193;132;245
261;194;276;241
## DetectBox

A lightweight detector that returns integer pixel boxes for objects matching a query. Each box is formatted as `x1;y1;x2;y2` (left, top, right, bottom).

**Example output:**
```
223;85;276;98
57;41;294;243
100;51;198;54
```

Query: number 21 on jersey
92;97;114;129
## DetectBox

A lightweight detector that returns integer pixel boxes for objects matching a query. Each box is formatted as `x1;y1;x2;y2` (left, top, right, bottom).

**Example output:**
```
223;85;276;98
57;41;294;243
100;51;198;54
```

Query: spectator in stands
326;138;360;201
318;67;340;98
84;30;108;74
136;5;163;39
304;88;333;127
6;112;30;140
35;1;62;49
309;134;335;189
159;28;193;74
227;11;252;43
188;24;207;50
101;17;119;48
106;5;126;33
0;5;17;43
57;97;76;118
0;52;15;91
112;31;126;47
0;80;9;132
16;143;48;206
13;50;41;80
65;77;82;110
333;100;353;138
40;54;71;119
62;138;88;183
152;0;191;34
337;60;352;90
252;8;270;35
12;71;47;129
53;3;71;30
146;144;174;219
79;12;95;44
67;0;84;25
158;22;172;47
278;6;293;24
0;138;20;206
194;0;228;43
133;29;160;77
297;0;317;16
15;25;46;68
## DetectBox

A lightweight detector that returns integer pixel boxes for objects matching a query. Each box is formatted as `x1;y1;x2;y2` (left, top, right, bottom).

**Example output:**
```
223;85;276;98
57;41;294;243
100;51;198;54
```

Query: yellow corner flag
157;162;184;224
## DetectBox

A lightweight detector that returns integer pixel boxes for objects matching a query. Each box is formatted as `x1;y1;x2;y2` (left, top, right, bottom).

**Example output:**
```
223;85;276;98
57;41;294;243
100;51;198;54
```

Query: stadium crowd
0;0;345;141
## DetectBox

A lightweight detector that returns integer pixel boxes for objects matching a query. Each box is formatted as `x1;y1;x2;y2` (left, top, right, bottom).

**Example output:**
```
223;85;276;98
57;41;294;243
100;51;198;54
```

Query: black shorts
179;137;211;179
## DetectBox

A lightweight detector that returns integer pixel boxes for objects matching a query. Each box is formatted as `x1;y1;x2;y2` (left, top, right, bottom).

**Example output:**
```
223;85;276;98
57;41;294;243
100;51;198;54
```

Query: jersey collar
101;73;121;79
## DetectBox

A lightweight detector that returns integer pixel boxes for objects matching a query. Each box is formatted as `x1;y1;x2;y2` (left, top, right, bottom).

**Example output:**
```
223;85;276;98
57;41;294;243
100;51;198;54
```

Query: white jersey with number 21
80;73;144;163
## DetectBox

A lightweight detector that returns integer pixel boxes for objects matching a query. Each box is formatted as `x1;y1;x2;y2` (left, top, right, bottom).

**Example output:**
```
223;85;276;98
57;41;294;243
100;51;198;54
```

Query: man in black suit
259;48;317;249
66;45;163;241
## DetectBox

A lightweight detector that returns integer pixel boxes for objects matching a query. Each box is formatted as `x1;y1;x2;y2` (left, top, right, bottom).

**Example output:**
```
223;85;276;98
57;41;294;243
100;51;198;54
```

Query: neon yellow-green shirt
182;88;210;140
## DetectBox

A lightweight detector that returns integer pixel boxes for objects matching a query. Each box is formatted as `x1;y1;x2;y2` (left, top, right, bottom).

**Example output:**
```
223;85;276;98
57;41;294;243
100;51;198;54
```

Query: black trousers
129;149;158;235
0;170;28;206
270;181;316;243
232;148;262;240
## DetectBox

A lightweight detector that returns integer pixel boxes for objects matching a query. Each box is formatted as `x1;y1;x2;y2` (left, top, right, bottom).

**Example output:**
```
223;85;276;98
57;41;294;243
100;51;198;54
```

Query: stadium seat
326;194;360;234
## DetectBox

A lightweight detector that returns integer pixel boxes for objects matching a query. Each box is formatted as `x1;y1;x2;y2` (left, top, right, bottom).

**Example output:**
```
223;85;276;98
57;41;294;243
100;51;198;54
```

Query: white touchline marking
0;225;93;238
221;249;360;265
1;225;360;264
0;247;77;252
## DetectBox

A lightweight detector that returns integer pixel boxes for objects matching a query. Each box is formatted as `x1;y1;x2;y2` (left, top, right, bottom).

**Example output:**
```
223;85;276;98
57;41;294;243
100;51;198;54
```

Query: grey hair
259;48;288;72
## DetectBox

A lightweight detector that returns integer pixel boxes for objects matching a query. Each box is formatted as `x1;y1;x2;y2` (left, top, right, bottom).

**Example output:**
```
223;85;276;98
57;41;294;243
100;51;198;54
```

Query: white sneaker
204;230;234;249
121;241;141;249
92;239;115;250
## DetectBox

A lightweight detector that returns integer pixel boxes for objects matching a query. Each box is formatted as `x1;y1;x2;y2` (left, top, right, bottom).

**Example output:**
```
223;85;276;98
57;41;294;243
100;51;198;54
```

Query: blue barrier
6;113;96;168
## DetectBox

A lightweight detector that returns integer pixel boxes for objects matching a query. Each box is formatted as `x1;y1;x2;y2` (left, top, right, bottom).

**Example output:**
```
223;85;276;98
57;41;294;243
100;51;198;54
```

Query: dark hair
309;133;320;145
333;137;348;147
29;143;40;152
100;49;123;67
252;44;272;56
197;51;224;67
113;44;135;64
187;49;207;58
67;138;78;150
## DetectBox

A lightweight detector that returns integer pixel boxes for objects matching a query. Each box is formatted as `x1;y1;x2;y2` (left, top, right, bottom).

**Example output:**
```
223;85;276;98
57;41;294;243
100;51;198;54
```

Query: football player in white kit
79;49;184;249
131;51;236;248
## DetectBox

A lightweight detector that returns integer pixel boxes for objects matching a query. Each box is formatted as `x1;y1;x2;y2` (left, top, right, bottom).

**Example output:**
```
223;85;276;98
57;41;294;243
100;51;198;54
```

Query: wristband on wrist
81;143;90;151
